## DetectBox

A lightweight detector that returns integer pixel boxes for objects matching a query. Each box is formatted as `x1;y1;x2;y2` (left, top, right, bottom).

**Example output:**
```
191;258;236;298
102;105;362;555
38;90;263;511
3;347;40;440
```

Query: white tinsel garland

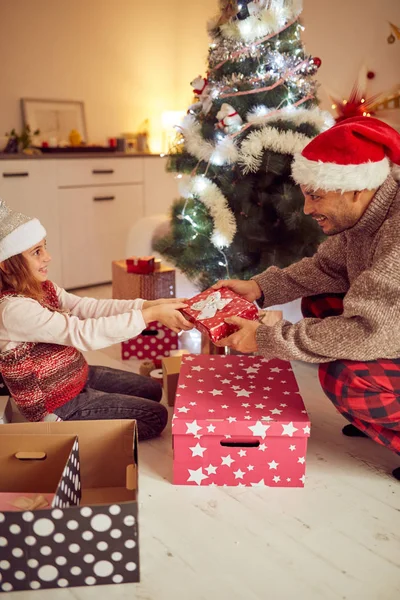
180;176;237;248
220;0;303;43
180;114;239;165
238;126;311;174
180;108;333;168
246;106;335;132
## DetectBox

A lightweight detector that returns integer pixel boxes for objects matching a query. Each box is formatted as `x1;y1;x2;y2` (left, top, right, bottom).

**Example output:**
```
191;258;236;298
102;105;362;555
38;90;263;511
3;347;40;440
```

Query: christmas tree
154;0;334;290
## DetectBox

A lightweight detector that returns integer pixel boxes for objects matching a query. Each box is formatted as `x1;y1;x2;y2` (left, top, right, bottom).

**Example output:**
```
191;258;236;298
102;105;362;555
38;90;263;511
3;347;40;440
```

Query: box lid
172;355;310;439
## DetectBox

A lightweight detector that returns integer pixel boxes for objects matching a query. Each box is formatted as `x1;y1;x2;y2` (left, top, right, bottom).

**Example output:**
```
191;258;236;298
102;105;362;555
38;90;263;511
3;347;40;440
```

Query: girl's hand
142;298;188;309
142;302;193;333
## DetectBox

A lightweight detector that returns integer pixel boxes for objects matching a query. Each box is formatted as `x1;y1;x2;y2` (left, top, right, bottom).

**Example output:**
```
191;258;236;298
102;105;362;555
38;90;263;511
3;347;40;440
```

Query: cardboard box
0;420;139;592
112;259;175;301
0;396;12;424
0;433;80;511
162;356;183;407
181;287;258;343
172;355;310;488
122;321;178;361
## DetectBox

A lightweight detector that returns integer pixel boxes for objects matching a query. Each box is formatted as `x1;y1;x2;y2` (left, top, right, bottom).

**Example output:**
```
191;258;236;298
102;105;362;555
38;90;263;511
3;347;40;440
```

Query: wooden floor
8;285;400;600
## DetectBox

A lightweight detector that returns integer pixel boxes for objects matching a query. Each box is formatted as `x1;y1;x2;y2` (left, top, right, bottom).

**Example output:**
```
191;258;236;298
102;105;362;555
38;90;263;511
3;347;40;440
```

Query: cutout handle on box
14;451;47;461
142;329;158;336
220;441;260;448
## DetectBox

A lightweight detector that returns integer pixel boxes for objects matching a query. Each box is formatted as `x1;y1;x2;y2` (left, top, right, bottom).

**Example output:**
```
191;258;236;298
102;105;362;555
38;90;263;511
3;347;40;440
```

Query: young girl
0;200;192;440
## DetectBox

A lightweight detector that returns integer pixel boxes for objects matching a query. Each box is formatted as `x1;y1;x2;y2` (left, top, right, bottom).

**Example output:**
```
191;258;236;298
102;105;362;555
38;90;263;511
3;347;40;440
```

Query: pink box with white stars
172;355;310;488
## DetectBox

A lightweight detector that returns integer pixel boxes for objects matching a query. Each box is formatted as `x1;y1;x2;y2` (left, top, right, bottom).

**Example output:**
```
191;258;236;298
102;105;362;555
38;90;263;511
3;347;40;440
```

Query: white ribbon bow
191;291;232;320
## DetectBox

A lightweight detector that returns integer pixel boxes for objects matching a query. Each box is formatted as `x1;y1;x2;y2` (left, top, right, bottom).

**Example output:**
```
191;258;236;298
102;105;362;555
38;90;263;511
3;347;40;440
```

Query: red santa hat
292;116;400;192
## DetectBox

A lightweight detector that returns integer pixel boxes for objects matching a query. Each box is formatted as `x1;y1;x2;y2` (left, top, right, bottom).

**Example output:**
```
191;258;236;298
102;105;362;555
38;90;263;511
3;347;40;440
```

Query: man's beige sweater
254;176;400;363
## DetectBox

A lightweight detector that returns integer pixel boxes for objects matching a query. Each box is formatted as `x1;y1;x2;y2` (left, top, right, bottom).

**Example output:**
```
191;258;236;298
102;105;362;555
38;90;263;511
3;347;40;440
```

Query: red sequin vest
0;281;88;421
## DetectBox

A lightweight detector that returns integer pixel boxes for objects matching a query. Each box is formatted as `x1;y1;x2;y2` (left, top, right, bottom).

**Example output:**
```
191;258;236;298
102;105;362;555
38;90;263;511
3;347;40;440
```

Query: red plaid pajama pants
301;294;400;455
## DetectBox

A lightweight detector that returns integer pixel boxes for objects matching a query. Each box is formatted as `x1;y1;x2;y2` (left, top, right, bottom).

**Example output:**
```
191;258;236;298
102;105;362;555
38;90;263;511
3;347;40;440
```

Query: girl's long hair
0;253;44;302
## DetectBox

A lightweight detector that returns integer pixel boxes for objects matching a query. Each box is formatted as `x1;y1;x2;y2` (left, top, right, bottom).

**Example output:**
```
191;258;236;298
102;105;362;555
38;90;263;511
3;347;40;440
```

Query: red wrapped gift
126;256;155;274
181;287;258;343
122;321;178;361
173;355;310;488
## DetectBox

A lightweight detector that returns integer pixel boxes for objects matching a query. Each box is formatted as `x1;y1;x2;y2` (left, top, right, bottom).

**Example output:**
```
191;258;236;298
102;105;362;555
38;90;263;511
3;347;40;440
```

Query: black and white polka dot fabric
53;438;81;509
0;503;139;591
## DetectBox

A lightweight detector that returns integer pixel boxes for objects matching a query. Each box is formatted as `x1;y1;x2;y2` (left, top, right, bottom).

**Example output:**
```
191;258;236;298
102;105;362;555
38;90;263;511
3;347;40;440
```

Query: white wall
0;0;399;152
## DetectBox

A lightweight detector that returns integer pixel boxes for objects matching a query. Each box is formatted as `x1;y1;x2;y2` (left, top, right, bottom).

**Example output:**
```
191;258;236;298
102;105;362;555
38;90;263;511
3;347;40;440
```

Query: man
214;116;400;481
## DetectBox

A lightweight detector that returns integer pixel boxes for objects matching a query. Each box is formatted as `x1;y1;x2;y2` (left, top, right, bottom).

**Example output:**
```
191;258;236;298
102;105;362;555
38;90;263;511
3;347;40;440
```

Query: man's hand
215;317;261;354
212;279;262;303
143;298;187;309
142;303;193;333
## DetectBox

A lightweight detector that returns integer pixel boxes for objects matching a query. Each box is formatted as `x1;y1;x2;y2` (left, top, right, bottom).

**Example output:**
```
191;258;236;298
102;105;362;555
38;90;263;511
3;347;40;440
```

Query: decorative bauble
367;71;376;80
312;57;322;69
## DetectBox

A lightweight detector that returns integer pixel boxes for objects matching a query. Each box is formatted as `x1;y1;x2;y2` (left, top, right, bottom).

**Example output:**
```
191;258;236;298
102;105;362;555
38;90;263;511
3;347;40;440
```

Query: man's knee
318;360;352;408
301;293;344;319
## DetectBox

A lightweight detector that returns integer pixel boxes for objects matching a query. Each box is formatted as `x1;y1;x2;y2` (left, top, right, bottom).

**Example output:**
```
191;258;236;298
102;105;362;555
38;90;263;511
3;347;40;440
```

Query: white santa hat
0;200;46;262
292;116;400;192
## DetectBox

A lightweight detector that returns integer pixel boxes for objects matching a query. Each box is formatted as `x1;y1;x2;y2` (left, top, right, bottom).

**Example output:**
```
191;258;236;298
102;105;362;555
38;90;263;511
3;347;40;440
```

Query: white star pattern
185;356;194;361
282;422;299;437
189;443;206;457
233;469;245;480
221;455;235;467
187;468;208;485
185;420;202;436
235;389;252;398
205;464;218;475
173;355;309;488
244;366;259;374
251;479;266;487
248;421;270;439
